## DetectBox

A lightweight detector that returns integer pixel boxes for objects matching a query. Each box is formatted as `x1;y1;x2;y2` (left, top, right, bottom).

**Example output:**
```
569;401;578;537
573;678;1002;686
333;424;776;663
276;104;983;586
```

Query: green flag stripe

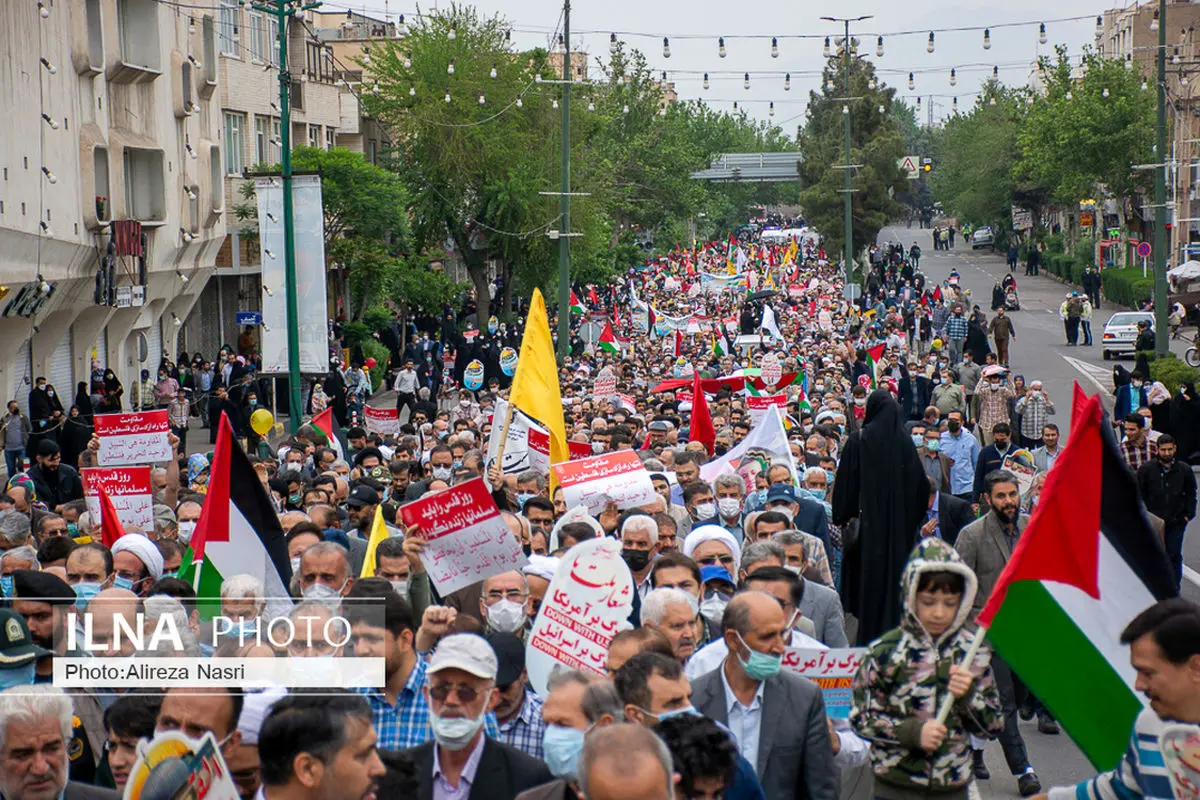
177;549;227;622
987;580;1140;771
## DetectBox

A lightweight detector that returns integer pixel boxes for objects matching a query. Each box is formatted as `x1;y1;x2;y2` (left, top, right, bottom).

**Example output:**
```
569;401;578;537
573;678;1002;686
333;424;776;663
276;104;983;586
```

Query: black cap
12;569;74;606
346;485;381;507
0;608;51;668
485;632;526;686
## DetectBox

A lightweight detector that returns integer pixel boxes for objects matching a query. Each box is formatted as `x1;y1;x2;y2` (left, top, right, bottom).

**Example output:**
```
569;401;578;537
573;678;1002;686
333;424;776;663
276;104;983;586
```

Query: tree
797;49;906;259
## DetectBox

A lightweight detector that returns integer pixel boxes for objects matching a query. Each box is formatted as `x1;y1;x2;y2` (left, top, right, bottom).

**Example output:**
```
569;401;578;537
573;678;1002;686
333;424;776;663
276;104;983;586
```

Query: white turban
111;533;164;582
237;687;287;745
522;555;560;582
548;505;604;553
681;525;742;567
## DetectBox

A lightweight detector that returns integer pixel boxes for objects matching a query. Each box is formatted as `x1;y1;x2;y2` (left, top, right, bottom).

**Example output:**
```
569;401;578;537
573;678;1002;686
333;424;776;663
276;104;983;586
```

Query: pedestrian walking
988;308;1016;367
1136;434;1197;589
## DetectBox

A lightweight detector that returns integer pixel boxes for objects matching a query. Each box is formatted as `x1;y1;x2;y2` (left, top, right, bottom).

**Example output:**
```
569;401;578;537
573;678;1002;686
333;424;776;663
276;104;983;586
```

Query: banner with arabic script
551;450;657;516
698;270;749;294
93;411;172;466
398;477;526;596
82;467;153;533
783;647;868;718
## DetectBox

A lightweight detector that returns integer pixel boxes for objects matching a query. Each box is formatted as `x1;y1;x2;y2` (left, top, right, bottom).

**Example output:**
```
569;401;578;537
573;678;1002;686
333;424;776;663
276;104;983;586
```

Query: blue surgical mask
74;581;102;610
113;575;136;592
0;575;12;598
67;522;78;537
542;725;586;779
161;570;178;580
825;470;836;484
736;633;783;681
655;705;701;722
756;488;768;504
0;662;36;690
912;433;924;447
515;492;535;510
806;487;827;502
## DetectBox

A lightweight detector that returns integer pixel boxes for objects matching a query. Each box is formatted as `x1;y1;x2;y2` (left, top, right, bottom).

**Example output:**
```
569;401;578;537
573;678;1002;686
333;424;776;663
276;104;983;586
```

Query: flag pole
935;625;989;724
493;403;517;469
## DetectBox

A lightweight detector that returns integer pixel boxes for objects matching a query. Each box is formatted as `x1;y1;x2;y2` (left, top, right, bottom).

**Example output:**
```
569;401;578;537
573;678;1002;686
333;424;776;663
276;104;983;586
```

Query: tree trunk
499;260;512;317
467;258;491;325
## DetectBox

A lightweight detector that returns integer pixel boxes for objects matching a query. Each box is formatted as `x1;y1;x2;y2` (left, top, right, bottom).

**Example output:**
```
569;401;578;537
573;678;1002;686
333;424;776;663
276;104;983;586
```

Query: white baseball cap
428;634;498;680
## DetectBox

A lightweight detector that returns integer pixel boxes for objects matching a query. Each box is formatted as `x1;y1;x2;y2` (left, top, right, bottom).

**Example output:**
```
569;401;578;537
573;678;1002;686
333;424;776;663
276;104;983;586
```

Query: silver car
1102;311;1154;360
971;227;994;249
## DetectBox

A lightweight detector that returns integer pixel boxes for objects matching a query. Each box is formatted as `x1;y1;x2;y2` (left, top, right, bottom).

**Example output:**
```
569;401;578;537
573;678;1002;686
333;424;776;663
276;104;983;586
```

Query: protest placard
486;399;550;475
94;410;172;466
747;393;789;424
399;477;526;596
593;372;617;397
526;537;634;697
675;390;694;404
363;405;400;437
567;440;593;460
1002;450;1039;496
551;450;657;515
82;467;154;532
123;730;239;800
783;647;867;718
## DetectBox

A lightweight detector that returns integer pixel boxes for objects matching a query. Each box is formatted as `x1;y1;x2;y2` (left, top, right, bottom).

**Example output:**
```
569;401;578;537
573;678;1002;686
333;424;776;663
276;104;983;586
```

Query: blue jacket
1114;384;1148;421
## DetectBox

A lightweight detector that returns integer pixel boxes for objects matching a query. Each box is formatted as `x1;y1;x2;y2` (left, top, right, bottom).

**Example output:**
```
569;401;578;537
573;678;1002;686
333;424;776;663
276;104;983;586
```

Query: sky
323;0;1128;129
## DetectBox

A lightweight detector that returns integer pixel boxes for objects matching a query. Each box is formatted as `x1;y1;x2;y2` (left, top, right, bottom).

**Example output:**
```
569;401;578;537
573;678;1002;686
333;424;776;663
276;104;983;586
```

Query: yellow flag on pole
360;504;390;578
510;288;569;466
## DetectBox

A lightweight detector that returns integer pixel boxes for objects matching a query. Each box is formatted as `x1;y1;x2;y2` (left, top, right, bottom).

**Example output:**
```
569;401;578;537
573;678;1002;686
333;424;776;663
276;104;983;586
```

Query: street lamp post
558;0;571;360
821;15;872;301
1154;0;1169;357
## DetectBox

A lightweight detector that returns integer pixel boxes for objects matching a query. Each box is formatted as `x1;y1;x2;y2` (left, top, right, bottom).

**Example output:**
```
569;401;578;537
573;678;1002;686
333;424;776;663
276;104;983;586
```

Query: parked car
1102;311;1155;360
971;227;995;249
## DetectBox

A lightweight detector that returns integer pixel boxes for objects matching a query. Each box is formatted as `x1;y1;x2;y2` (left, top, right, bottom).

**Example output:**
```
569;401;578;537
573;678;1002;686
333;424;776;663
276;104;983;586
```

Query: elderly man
639;587;699;665
156;686;244;763
0;509;32;554
620;514;661;602
578;725;676;800
218;574;265;641
392;634;552;800
712;474;746;538
479;570;531;637
296;541;353;605
0;685;118;800
690;591;838;800
110;533;164;596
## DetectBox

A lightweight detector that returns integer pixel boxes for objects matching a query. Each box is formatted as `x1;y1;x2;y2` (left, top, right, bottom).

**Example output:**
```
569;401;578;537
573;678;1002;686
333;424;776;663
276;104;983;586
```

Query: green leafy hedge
1099;268;1156;308
1149;353;1200;395
361;340;391;391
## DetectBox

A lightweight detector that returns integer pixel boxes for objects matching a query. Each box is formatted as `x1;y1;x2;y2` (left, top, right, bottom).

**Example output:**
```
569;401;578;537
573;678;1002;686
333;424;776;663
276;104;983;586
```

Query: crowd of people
0;223;1197;800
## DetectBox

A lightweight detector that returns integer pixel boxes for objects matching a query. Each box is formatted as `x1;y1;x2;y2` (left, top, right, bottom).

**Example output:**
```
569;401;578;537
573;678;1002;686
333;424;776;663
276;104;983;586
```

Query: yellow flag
360;504;390;578
510;288;568;466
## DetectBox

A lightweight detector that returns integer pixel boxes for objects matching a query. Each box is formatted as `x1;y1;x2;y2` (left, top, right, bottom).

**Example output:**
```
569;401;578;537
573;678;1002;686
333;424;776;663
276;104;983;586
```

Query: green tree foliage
797;49;905;259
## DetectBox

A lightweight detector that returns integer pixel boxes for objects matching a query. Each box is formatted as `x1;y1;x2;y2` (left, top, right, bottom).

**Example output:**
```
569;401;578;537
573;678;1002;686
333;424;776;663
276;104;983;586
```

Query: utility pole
1154;0;1169;357
821;15;872;301
253;0;320;431
557;0;571;360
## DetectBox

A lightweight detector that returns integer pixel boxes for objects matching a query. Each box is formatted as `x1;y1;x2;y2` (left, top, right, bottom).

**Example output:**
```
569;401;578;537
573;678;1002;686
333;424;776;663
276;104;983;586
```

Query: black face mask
714;443;729;456
522;544;533;557
622;548;650;572
947;420;962;433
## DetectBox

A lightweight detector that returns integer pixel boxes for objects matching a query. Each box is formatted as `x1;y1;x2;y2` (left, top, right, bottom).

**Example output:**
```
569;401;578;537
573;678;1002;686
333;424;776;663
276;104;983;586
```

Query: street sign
1080;212;1095;227
898;155;919;179
1136;241;1152;258
1011;206;1033;231
236;311;263;326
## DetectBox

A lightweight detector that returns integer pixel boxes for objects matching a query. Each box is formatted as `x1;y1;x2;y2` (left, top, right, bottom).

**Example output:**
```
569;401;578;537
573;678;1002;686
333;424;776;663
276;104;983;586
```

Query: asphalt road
878;224;1197;797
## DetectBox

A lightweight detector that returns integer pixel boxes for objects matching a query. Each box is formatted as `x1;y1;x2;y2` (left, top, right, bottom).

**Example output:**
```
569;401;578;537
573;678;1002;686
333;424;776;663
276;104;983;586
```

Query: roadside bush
361;339;391;390
1100;268;1156;308
1149;353;1200;395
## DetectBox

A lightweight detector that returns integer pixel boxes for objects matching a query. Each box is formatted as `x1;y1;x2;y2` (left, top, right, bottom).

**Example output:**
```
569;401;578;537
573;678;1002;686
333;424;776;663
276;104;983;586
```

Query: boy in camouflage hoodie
850;537;1003;800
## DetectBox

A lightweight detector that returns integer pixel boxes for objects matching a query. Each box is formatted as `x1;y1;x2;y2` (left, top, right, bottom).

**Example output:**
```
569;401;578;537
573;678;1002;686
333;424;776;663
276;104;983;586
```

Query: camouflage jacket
850;538;1004;792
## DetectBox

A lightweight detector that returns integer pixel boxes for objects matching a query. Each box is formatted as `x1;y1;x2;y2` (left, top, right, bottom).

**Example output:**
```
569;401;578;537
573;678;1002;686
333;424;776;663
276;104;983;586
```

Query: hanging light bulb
744;72;751;90
557;34;565;52
587;100;595;111
41;166;56;184
516;97;523;107
950;68;957;86
733;101;738;110
610;33;618;54
188;16;195;34
1174;46;1181;65
1102;87;1110;97
661;70;667;81
1039;23;1047;45
908;72;915;91
703;72;710;90
825;77;834;91
784;72;791;91
718;37;727;58
41;112;57;130
842;104;849;115
952;96;958;112
490;63;497;79
444;90;451;103
1151;9;1159;31
876;36;884;57
769;101;775;116
927;32;935;53
988;96;997;106
447;58;455;75
448;24;457;40
916;96;922;110
659;106;667;117
823;36;831;58
983;28;992;49
1126;53;1133;70
993;65;999;79
771;37;779;58
409;84;416;96
1142;78;1149;90
397;14;406;35
553;99;559;109
878;103;885;113
1065;90;1073;100
868;77;876;90
663;37;671;58
40;57;56;74
622;103;629;114
404;53;412;69
478;93;486;104
1095;15;1104;40
37;2;49;18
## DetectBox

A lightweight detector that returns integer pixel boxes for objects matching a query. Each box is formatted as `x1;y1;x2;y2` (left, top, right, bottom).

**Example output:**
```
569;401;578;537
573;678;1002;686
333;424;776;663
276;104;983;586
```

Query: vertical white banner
256;176;329;375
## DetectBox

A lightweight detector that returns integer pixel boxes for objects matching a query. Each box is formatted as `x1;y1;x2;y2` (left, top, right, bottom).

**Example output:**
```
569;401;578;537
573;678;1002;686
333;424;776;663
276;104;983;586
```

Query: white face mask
717;498;742;519
486;599;527;634
693;502;717;521
430;708;487;751
290;556;302;576
302;581;346;607
177;520;197;544
390;579;409;597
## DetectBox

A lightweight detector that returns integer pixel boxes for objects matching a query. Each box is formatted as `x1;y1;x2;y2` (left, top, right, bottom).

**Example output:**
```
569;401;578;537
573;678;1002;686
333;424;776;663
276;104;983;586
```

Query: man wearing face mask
683;481;718;527
940;410;979;503
479;571;532;638
296;541;353;607
712;474;745;538
619;514;661;603
393;634;553;800
690;591;838;800
2;401;31;481
28;440;84;513
973;423;1015;500
110;533;164;595
486;633;545;760
175;499;202;545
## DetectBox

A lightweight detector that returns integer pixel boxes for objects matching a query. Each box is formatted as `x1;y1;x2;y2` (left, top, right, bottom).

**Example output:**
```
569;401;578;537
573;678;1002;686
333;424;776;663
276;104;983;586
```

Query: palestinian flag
598;321;619;355
978;389;1177;771
179;413;293;621
311;407;345;461
865;343;885;389
569;289;586;315
713;332;730;358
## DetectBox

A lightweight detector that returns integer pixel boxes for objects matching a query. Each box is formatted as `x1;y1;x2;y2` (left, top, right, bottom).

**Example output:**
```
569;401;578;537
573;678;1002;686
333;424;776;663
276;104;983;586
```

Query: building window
248;11;265;62
368;140;377;165
218;2;240;57
325;128;334;150
254;115;270;165
267;15;280;66
224;112;246;175
122;148;166;222
308;125;321;148
116;0;161;71
271;118;281;163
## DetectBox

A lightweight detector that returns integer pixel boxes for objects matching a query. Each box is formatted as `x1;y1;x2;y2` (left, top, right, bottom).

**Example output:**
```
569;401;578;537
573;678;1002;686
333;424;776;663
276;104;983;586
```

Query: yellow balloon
250;408;274;436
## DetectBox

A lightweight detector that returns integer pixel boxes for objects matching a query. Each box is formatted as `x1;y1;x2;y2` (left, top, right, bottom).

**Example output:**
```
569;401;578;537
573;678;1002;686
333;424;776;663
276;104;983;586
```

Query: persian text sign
363;406;400;437
747;393;789;424
82;467;154;534
399;478;526;595
94;411;172;466
551;450;657;515
783;647;867;718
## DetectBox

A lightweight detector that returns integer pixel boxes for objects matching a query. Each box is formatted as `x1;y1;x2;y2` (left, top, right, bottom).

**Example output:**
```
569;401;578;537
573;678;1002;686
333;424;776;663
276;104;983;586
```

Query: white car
1102;311;1154;360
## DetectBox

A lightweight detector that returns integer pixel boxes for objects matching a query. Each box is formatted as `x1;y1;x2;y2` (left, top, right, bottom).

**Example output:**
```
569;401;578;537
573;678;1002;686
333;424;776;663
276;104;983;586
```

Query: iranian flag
865;343;885;389
978;389;1177;770
569;289;586;315
179;413;294;621
311;407;345;461
598;321;619;355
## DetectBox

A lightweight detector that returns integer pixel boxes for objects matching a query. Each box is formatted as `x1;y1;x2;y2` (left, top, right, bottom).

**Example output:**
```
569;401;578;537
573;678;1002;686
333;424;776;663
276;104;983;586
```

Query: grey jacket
799;579;849;647
953;511;1029;617
691;663;838;800
1030;445;1060;473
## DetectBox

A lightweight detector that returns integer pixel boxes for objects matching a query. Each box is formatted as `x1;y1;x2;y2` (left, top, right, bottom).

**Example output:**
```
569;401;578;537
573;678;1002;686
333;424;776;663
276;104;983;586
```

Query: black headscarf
1170;383;1200;464
833;389;931;644
74;382;94;421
